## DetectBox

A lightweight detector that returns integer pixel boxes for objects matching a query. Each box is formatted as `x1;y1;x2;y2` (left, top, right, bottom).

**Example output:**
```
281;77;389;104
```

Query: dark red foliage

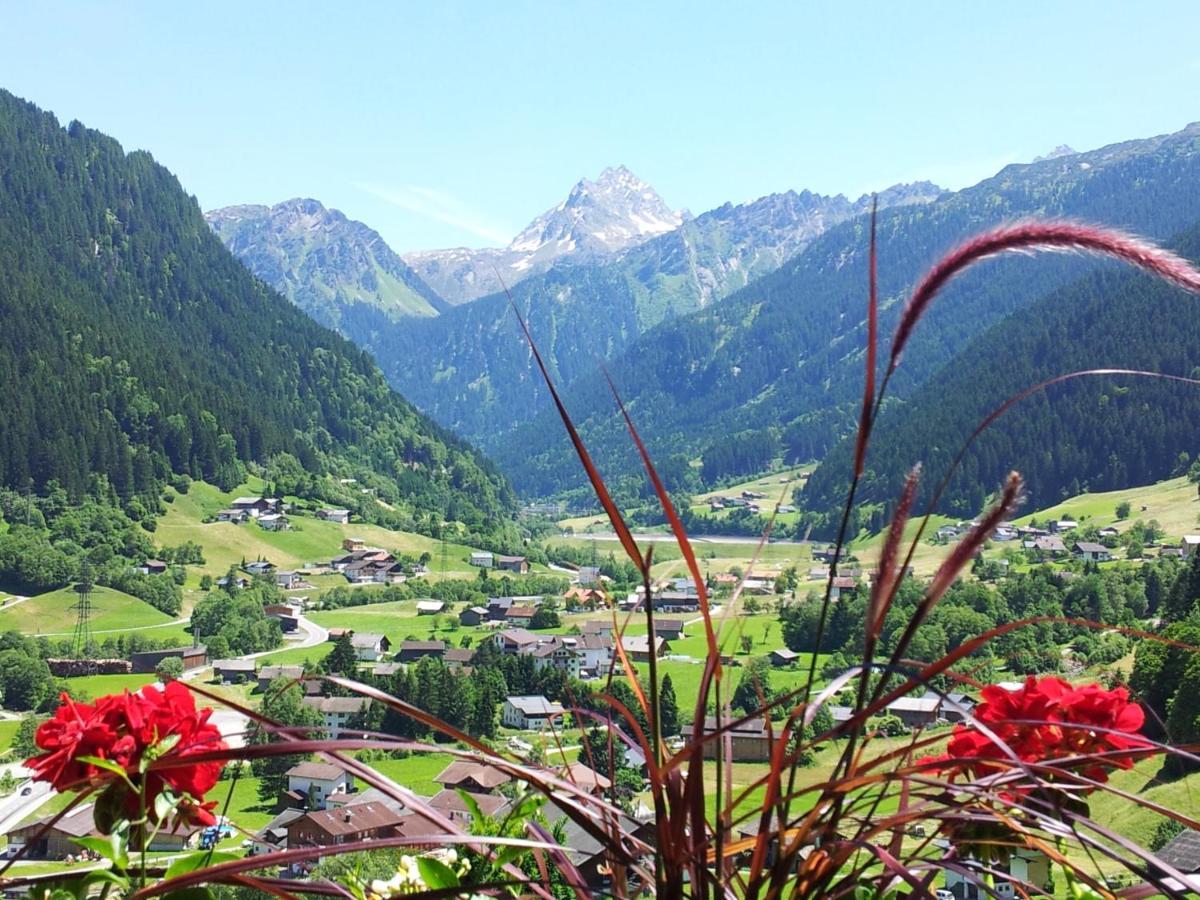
28;682;227;827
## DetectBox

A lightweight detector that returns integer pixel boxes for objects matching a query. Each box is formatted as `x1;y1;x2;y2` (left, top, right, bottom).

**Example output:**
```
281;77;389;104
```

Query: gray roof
506;695;564;716
1158;828;1200;873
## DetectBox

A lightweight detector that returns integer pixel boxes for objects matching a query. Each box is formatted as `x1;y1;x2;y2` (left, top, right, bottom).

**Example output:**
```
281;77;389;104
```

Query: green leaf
455;788;485;826
71;836;118;862
416;856;460;890
159;888;216;900
165;850;240;879
154;788;181;823
76;755;130;779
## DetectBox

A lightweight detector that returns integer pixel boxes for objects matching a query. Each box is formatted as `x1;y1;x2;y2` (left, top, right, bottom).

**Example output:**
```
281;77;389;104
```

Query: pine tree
659;673;680;736
250;679;324;803
323;631;359;677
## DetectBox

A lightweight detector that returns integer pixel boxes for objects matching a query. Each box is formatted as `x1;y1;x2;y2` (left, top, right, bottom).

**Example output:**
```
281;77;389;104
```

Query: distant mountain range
205;199;450;328
405;165;691;303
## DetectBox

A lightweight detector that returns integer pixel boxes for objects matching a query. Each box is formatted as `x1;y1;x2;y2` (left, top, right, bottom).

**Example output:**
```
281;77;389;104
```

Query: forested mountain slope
0;90;515;536
496;122;1200;500
800;223;1200;535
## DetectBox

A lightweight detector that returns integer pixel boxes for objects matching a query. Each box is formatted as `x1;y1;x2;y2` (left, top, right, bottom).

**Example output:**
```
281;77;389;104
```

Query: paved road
0;779;51;836
573;532;810;547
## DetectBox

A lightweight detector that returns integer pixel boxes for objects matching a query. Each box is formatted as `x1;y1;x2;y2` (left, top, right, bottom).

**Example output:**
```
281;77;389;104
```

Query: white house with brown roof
434;760;512;794
286;762;354;810
502;695;565;730
302;696;370;739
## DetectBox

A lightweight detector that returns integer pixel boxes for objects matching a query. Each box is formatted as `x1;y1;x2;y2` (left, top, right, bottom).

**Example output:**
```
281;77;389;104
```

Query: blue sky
3;2;1198;252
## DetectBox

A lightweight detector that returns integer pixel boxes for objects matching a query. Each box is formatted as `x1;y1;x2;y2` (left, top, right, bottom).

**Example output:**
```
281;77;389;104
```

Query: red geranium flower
28;682;227;829
924;676;1150;788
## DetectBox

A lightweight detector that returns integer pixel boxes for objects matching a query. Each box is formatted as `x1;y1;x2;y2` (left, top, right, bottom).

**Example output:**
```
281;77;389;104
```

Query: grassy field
157;480;510;585
0;586;179;637
1013;475;1200;539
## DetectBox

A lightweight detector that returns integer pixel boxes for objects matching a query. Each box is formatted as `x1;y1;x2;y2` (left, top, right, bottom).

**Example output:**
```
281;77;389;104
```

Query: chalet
1153;828;1200;884
713;572;740;586
212;658;256;683
682;716;773;762
935;525;960;541
493;628;540;654
428;789;508;824
580;620;614;639
807;566;830;581
1030;535;1067;555
342;537;366;552
992;524;1019;542
350;633;390;661
561;762;611;795
1073;541;1112;563
652;619;687;641
249;808;306;856
5;805;200;858
527;638;582;680
302;696;369;739
572;635;613;678
505;605;537;625
274;570;305;590
258;665;305;691
231;496;279;518
286;762;354;810
137;559;168;576
444;647;476;669
1098;526;1120;539
415;600;445;615
286;802;403;849
331;547;390;572
434;760;512;794
546;800;653;890
1017;525;1049;538
459;605;490;626
741;577;776;595
496;555;529;574
936;691;976;724
502;695;565;730
828;576;858;601
564;586;605;608
621;634;670;662
216;575;250;590
577;565;601;586
1184;535;1200;559
395;640;445;663
943;847;1049;899
263;604;300;633
316;508;351;525
215;508;249;524
1050;518;1079;533
652;591;700;612
244;559;276;577
130;645;207;674
469;551;494;568
258;513;290;531
885;696;941;728
770;648;800;668
327;628;352;642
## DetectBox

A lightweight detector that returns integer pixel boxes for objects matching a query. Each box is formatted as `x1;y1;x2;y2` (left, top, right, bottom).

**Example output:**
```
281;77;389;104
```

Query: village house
249;809;306;856
828;576;858;601
459;605;490;626
621;634;670;662
231;496;281;518
444;647;476;669
652;591;700;612
502;695;565;730
286;802;403;850
579;619;614;639
943;846;1050;898
572;634;614;678
428;790;509;824
285;762;355;810
216;574;250;590
1073;541;1113;563
682;716;774;762
1049;518;1079;533
351;633;391;661
274;570;305;590
505;605;538;626
415;599;445;615
561;762;612;796
257;665;305;691
258;513;290;531
137;559;168;576
331;547;391;572
493;628;540;655
130;645;207;674
935;691;977;724
496;555;530;574
564;586;606;609
770;648;800;668
302;696;370;740
1184;535;1200;559
885;695;942;728
316;508;351;525
1098;526;1120;539
212;658;256;683
577;565;602;586
456;607;489;628
528;638;583;680
215;508;249;524
395;640;445;663
434;760;512;794
1030;535;1068;555
652;619;687;641
263;603;301;633
244;559;276;577
5;805;201;858
469;550;494;568
342;537;366;552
